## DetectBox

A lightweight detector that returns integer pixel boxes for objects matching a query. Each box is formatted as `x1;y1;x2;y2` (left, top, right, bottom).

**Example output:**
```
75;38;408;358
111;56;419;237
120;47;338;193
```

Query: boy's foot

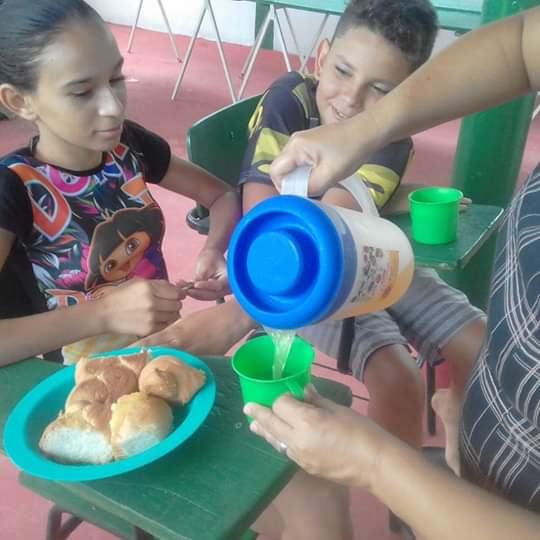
431;389;461;475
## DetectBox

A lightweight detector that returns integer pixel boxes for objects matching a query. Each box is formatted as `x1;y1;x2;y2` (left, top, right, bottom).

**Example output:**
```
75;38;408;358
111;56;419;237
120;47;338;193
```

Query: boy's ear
314;39;331;79
0;84;37;121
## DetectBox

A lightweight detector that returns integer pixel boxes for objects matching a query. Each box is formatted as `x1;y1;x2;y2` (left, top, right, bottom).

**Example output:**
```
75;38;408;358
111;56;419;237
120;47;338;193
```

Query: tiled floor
1;20;540;540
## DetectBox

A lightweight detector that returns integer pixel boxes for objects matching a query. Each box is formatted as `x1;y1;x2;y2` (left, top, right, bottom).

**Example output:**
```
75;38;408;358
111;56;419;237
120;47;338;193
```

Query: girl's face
28;18;127;169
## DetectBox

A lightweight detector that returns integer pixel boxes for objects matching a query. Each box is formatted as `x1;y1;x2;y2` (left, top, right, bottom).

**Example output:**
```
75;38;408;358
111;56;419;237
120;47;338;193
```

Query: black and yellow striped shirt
239;71;413;210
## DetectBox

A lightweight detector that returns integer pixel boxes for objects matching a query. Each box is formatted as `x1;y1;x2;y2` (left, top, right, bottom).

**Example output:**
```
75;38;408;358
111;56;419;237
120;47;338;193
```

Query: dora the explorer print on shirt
0;120;170;313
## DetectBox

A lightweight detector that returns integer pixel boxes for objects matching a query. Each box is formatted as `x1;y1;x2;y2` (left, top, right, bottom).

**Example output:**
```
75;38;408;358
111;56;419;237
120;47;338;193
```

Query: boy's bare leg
252;470;353;540
434;318;487;474
363;344;425;449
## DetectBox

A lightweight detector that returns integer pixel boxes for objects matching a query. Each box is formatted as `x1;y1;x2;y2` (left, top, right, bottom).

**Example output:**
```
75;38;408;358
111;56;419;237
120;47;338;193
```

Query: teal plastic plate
3;347;216;482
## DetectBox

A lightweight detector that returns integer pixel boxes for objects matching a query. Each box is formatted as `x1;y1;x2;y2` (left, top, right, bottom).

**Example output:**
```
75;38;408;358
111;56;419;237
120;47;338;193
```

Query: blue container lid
228;196;345;329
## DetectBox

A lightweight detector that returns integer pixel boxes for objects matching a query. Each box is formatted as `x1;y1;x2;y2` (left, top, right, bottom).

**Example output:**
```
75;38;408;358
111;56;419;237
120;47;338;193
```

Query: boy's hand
131;301;253;355
188;247;230;300
459;196;472;212
98;278;182;337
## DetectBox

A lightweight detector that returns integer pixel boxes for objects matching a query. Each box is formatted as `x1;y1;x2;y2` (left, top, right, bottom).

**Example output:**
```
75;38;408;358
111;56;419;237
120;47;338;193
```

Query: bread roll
73;357;140;402
110;392;173;459
75;350;150;385
138;355;206;404
65;378;110;409
39;410;114;464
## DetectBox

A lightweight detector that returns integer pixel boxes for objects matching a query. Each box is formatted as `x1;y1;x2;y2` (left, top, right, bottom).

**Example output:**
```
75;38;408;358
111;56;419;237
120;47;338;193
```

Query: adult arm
245;389;540;540
271;6;540;194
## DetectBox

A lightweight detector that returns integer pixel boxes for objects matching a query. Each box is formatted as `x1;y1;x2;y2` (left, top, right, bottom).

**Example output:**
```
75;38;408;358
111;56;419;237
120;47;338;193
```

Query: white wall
87;0;457;60
87;0;256;46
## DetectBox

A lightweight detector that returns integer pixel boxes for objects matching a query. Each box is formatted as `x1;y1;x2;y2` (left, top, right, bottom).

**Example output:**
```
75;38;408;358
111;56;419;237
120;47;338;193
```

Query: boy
240;0;486;471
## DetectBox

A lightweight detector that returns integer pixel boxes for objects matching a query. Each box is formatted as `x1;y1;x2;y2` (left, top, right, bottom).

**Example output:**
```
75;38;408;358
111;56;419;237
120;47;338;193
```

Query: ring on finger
277;441;288;454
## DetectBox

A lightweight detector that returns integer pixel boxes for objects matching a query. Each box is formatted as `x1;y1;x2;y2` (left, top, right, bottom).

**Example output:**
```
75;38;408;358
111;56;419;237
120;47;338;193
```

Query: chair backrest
186;94;262;187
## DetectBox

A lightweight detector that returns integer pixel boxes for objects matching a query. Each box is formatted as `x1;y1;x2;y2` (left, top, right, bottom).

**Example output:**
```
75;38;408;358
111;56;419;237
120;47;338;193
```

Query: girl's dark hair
335;0;439;72
0;0;102;91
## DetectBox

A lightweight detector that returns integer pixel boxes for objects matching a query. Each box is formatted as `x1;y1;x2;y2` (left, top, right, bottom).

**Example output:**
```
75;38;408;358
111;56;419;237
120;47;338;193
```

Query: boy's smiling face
315;26;412;125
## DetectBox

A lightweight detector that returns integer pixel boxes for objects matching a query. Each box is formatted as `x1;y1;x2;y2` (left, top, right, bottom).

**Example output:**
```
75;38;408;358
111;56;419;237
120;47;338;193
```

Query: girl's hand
245;385;394;490
188;247;230;301
98;278;183;337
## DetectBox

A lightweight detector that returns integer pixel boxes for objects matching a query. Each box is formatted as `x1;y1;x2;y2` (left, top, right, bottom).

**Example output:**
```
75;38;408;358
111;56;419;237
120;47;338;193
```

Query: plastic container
409;187;462;245
228;195;415;329
232;335;314;407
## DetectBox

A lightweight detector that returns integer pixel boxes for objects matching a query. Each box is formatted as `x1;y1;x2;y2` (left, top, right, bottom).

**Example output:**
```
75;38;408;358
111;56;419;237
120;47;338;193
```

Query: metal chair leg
281;9;301;67
127;0;180;61
426;362;437;435
171;3;206;100
336;317;355;374
239;5;297;99
273;8;293;73
238;7;274;99
298;14;329;73
127;0;144;53
155;0;181;61
172;0;236;102
206;0;237;102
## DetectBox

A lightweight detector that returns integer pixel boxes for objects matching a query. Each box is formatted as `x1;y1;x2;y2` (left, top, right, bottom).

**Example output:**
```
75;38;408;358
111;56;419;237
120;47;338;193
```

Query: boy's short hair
334;0;439;72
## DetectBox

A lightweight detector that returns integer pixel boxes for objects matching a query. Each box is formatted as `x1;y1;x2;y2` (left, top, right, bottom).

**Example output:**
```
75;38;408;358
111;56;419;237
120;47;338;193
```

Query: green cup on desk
232;335;314;409
409;187;463;245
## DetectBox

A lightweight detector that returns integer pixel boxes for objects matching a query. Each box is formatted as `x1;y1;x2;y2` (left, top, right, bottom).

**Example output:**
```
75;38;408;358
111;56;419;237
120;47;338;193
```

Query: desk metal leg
171;0;237;102
298;14;329;73
127;0;180;62
134;526;154;539
45;504;155;540
238;5;293;99
46;506;83;540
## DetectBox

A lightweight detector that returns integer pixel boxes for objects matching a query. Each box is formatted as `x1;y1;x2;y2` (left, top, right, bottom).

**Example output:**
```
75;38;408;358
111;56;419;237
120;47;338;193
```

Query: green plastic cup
232;335;314;408
409;187;463;245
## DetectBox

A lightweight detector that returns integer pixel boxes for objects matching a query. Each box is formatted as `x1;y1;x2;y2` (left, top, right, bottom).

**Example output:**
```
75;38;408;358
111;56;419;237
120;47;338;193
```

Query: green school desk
0;355;352;540
388;203;504;271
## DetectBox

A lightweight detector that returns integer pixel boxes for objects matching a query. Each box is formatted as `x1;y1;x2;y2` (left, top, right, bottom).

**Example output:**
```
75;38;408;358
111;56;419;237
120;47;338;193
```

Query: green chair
185;94;262;235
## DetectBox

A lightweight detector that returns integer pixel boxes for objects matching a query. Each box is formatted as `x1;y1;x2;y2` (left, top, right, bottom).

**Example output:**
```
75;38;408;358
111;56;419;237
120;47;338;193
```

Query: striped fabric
299;267;485;381
460;163;540;513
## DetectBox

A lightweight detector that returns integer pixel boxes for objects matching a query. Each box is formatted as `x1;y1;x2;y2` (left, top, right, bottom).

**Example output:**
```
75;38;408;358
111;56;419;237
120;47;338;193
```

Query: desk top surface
1;356;351;540
262;0;483;32
388;204;504;271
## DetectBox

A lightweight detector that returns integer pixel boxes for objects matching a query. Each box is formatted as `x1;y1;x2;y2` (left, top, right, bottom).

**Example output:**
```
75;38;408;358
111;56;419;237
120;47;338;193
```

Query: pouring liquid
264;327;295;380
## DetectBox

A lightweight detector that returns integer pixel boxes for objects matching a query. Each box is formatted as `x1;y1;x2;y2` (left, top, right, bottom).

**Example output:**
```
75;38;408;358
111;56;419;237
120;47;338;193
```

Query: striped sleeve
357;138;414;209
239;83;309;186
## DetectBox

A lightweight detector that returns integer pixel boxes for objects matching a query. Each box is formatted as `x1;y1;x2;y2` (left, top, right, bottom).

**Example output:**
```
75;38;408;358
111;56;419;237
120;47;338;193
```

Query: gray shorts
298;267;486;381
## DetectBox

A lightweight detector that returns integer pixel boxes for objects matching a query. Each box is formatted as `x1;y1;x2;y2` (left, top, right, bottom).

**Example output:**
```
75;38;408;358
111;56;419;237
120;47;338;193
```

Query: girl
0;0;240;365
0;4;352;539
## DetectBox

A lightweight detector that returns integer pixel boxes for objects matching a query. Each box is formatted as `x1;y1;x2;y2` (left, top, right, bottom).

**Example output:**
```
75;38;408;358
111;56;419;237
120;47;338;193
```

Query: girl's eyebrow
63;58;125;88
